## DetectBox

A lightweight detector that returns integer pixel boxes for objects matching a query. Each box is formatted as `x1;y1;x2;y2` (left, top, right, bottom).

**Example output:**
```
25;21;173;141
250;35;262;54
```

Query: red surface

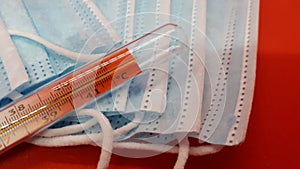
1;0;300;168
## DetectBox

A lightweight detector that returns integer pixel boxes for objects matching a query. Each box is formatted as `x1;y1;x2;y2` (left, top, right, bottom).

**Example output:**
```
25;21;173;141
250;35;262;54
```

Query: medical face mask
24;0;259;168
91;0;172;115
53;3;176;151
97;0;192;146
42;1;176;141
78;0;139;114
0;0;54;100
88;0;136;113
83;20;191;145
0;0;116;101
22;0;115;53
26;22;190;146
197;0;259;146
14;0;132;141
121;0;172;117
110;0;258;148
30;0;207;146
46;0;206;152
0;17;29;99
124;0;206;146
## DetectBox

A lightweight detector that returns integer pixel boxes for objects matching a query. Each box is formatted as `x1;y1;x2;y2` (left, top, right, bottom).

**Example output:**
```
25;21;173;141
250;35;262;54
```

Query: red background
1;0;300;168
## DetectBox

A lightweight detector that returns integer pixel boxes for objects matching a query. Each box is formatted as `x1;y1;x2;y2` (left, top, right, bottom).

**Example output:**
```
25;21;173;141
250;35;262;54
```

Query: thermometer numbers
41;111;58;122
8;104;25;116
8;109;17;117
17;104;25;111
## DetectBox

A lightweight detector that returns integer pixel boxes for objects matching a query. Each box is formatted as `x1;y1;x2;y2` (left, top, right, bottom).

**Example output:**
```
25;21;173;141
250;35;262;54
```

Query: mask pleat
0;0;56;95
199;0;259;146
0;18;29;93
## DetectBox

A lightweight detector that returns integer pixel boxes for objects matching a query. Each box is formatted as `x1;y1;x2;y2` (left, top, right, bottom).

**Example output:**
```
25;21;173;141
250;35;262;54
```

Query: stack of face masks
0;0;259;168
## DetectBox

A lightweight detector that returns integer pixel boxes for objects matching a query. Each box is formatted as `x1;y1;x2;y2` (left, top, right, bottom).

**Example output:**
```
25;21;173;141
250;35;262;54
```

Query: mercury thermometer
0;24;185;154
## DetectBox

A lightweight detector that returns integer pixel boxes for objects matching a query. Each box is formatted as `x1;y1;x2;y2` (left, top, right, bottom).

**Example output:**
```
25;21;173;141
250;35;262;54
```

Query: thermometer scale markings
0;48;142;153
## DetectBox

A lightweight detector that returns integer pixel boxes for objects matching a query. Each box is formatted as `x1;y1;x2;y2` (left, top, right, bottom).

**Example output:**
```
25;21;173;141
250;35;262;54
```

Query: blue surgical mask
28;0;203;141
129;0;206;144
198;0;259;145
0;0;116;101
131;0;171;114
91;0;136;113
44;0;206;146
0;17;29;99
0;0;56;100
88;0;172;116
25;1;259;168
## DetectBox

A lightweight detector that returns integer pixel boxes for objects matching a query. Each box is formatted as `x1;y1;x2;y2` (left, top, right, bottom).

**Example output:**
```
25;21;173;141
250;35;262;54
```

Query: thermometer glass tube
0;24;187;154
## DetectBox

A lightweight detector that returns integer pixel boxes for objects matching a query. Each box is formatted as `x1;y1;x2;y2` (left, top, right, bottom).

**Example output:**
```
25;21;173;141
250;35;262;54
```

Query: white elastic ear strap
174;134;190;169
8;29;105;62
79;109;113;169
36;118;98;137
0;18;29;90
6;91;24;101
30;135;223;156
37;112;144;140
29;109;222;169
29;135;222;169
6;0;123;64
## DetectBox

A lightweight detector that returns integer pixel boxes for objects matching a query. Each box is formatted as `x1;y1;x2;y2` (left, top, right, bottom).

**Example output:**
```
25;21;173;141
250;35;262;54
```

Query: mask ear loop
27;112;221;169
28;110;145;169
7;0;123;64
36;118;98;137
113;142;223;156
6;91;24;101
30;134;223;156
78;109;113;169
30;129;222;169
0;19;29;91
28;109;113;169
29;134;222;168
28;110;144;169
8;30;106;62
174;134;190;169
35;111;144;138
